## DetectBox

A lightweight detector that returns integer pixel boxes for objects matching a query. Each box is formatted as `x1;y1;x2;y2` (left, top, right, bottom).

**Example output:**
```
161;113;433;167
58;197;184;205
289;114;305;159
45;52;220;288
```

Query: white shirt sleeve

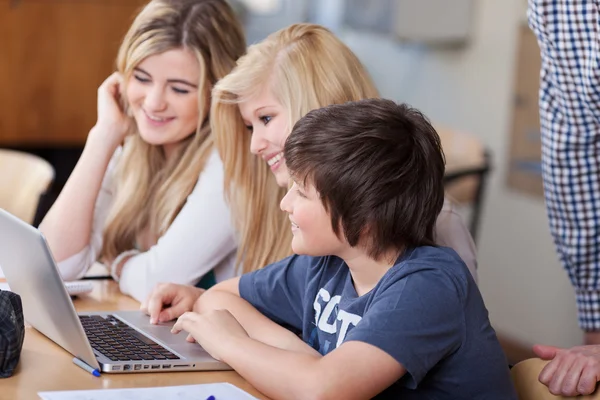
118;149;237;302
55;149;120;281
434;198;478;283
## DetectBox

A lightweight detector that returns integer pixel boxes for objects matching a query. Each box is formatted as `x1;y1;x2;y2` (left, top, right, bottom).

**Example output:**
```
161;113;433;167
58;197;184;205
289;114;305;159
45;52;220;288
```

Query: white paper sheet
38;383;258;400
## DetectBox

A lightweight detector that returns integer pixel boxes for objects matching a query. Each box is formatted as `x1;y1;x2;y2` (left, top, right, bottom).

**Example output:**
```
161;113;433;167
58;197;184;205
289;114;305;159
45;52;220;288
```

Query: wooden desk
0;280;267;400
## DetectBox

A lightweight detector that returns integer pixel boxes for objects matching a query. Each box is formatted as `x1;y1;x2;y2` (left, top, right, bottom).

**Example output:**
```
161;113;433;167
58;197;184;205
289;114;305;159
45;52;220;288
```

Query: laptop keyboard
79;315;180;362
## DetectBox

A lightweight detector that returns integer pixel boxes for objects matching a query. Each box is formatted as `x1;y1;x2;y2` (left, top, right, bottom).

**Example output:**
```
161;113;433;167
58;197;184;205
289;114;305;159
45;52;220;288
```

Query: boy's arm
174;264;468;398
201;275;241;296
173;311;405;400
195;278;320;356
143;254;308;324
193;255;315;355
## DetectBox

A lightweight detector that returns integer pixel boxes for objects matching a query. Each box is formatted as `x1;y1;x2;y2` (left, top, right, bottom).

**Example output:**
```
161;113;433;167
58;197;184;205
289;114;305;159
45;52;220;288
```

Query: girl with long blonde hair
142;22;477;322
40;0;246;302
212;23;477;278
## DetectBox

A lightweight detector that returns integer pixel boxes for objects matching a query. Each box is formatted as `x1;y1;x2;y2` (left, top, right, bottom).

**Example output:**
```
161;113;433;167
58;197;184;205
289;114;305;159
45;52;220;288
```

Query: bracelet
109;249;140;282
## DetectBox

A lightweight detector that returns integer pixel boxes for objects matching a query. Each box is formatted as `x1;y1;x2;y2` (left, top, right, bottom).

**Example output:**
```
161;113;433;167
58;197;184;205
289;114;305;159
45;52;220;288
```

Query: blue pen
72;357;101;377
206;396;215;400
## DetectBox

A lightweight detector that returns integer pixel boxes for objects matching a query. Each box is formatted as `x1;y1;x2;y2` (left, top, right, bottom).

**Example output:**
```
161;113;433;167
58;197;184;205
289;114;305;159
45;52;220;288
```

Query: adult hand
172;310;248;361
141;283;204;324
534;343;600;396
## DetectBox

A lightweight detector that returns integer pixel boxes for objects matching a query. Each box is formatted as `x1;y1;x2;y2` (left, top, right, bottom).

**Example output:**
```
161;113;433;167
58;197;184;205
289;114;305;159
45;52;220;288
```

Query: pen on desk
72;357;101;377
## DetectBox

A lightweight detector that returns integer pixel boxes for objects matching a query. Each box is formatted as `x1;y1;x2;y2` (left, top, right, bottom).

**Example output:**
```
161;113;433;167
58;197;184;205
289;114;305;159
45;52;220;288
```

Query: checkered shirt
528;0;600;330
0;290;24;378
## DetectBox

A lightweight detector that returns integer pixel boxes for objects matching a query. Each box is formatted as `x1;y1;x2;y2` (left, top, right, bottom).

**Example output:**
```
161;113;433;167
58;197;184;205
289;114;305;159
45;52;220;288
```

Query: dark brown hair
284;98;446;260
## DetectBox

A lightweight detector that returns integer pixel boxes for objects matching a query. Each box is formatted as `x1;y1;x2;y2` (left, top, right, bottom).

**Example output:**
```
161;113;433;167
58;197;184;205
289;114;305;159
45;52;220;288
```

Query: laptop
0;208;231;374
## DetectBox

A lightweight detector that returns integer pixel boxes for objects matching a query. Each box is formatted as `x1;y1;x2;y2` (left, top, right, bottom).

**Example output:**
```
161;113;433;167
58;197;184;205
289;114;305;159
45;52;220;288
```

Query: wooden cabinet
0;1;147;146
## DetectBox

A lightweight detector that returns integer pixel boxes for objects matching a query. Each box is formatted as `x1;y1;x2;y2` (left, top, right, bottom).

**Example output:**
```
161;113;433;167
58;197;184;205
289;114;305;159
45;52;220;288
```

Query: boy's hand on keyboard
171;310;248;362
141;283;205;324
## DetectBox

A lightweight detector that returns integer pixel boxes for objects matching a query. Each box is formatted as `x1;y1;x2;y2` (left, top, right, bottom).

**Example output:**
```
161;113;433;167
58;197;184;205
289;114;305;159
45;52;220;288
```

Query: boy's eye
259;115;272;125
133;74;150;83
171;87;189;94
296;188;307;198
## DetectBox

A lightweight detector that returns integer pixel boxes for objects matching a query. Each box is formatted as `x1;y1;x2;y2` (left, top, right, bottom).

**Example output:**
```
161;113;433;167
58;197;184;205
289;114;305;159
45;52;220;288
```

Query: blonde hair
101;0;245;262
212;23;379;273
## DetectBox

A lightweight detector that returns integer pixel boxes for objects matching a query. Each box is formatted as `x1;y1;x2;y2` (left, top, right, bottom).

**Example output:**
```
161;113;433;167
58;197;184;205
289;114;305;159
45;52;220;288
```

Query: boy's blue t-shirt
239;246;517;399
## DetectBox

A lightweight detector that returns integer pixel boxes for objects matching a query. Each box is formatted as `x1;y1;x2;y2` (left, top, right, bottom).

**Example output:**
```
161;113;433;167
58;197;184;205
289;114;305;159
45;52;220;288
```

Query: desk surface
0;279;267;400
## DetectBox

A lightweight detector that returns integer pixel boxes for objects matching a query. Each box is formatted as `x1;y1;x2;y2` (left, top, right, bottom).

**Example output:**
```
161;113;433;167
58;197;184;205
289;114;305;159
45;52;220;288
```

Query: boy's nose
280;188;293;213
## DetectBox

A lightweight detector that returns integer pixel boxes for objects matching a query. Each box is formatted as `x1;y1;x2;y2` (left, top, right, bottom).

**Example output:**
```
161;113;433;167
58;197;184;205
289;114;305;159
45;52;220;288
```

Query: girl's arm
117;150;238;302
40;73;128;276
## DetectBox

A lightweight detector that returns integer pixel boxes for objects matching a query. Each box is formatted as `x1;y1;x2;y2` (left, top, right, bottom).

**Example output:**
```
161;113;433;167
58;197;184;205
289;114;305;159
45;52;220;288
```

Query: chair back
0;149;54;224
437;126;491;241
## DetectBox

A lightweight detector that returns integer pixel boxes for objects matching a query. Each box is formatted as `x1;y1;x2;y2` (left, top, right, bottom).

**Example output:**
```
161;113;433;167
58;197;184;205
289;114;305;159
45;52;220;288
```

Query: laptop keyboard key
123;329;156;345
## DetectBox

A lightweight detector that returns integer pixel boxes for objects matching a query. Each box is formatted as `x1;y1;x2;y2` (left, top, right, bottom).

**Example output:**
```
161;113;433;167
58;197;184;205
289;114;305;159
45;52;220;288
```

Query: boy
171;98;517;399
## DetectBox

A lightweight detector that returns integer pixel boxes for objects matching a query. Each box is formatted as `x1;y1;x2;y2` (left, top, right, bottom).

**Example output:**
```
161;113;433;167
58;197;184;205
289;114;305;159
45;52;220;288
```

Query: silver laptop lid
0;209;99;370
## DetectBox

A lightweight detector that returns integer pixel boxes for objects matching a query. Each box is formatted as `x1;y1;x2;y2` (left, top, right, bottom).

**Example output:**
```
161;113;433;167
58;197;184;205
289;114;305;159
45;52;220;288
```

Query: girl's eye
172;87;189;94
259;115;272;125
134;74;150;83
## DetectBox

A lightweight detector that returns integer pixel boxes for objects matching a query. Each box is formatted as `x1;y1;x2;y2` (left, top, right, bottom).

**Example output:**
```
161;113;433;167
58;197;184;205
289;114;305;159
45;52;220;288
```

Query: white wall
339;0;582;347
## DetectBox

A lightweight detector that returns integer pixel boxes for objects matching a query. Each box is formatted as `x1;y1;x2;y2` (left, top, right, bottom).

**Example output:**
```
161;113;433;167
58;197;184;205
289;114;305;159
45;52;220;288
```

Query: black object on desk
0;290;25;378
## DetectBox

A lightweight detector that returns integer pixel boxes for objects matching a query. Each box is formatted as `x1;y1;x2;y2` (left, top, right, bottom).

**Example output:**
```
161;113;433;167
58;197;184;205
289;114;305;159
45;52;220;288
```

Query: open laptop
0;208;230;374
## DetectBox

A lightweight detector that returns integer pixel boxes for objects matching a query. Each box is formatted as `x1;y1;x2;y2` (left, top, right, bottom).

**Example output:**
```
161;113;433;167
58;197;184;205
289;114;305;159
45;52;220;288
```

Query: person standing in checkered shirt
526;0;600;396
529;1;600;341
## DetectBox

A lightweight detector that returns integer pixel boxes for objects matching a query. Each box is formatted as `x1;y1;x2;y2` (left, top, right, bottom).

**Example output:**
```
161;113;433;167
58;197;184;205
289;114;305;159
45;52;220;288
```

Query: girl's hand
91;72;131;149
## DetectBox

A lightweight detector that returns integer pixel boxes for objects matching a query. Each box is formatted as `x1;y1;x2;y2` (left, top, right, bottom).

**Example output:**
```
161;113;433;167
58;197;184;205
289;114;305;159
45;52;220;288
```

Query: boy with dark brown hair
171;98;516;399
